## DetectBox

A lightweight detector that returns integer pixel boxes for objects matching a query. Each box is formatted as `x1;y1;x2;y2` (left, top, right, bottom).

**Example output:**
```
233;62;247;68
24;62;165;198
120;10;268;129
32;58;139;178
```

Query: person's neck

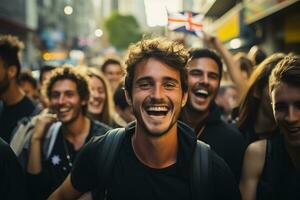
132;123;178;169
1;83;24;106
62;115;90;150
285;143;300;171
182;106;209;129
254;109;276;137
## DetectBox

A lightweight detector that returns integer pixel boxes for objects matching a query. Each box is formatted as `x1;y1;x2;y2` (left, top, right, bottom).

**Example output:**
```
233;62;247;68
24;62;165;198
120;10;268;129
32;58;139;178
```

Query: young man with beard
48;38;240;200
240;55;300;200
24;66;110;200
180;49;246;181
0;35;36;142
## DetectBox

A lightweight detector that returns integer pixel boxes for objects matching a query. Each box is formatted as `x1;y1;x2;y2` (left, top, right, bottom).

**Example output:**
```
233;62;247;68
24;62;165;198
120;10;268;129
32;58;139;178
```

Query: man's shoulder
206;118;242;137
90;120;112;136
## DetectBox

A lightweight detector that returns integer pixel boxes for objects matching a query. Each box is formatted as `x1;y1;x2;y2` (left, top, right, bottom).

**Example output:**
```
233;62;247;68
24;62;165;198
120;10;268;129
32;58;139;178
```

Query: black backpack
93;128;211;200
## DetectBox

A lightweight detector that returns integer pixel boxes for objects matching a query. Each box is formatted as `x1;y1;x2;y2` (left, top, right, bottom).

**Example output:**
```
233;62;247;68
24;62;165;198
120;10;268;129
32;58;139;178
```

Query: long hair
84;67;115;126
237;53;285;132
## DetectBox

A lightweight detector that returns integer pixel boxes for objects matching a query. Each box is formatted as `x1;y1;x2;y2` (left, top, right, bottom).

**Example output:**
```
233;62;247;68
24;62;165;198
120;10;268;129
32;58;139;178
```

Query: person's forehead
272;83;300;102
90;76;104;87
105;64;122;72
134;58;180;81
188;57;219;73
51;79;77;91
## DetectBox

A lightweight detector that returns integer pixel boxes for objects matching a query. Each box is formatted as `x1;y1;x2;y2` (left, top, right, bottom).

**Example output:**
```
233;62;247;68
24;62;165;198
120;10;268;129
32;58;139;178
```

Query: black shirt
257;134;300;200
0;138;27;200
26;120;111;200
71;121;241;200
181;103;246;182
0;96;36;142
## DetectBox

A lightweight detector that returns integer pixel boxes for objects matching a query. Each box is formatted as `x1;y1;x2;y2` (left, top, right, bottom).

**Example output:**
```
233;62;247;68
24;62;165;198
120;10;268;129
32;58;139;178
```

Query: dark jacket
181;103;246;182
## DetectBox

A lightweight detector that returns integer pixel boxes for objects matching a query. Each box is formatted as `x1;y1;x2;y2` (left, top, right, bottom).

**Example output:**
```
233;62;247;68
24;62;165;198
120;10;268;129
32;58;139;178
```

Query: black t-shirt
0;96;36;142
26;120;110;200
0;138;27;200
257;134;300;200
71;123;241;200
198;104;246;182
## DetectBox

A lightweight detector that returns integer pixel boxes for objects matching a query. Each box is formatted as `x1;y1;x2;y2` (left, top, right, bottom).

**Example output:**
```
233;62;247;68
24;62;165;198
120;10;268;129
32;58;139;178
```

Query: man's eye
65;91;74;97
275;104;288;112
189;71;202;76
139;83;151;89
294;102;300;110
209;73;219;80
51;93;60;99
164;83;176;89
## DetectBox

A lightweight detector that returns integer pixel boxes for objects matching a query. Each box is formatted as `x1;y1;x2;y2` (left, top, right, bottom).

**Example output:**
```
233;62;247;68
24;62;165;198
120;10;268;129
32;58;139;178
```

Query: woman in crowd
237;53;285;144
85;67;116;127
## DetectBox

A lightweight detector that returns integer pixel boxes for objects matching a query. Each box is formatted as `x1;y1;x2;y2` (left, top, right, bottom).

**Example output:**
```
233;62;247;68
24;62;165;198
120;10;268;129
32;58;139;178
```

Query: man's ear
182;92;188;107
125;90;132;106
7;65;17;79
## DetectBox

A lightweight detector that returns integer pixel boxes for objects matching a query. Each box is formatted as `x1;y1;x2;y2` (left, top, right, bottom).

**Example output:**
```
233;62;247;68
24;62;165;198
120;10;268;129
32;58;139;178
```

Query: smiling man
24;66;110;199
180;48;246;181
48;38;240;200
240;55;300;200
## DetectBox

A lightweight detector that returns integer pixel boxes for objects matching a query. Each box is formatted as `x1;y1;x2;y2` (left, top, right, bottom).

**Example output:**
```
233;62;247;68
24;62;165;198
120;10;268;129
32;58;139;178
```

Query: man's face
103;64;123;91
271;83;300;147
88;76;106;115
128;58;187;137
49;79;86;124
187;57;220;113
0;58;10;96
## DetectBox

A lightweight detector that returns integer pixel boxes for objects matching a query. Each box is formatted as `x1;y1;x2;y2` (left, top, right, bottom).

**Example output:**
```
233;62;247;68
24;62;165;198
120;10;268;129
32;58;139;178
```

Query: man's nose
286;106;299;123
202;74;209;84
152;85;163;99
58;94;66;104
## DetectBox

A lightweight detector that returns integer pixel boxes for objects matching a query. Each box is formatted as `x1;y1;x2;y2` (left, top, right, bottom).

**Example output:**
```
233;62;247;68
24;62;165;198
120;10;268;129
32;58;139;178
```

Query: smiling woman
85;67;115;127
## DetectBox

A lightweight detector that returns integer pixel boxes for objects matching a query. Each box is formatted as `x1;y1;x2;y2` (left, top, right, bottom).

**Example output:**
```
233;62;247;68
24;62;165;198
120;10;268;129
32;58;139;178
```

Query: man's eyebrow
135;76;153;83
163;77;179;84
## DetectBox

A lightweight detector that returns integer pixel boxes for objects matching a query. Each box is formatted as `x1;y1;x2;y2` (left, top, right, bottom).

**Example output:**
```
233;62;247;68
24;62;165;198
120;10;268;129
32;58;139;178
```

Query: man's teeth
195;89;208;95
59;107;70;112
147;106;168;112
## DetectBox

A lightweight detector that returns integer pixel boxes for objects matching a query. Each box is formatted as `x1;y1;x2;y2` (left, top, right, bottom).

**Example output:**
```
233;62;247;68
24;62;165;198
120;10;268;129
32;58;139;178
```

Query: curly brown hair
124;37;189;98
43;65;90;113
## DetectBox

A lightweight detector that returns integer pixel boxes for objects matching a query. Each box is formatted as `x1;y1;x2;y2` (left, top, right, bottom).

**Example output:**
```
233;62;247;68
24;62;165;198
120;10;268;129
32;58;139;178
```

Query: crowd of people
0;33;299;200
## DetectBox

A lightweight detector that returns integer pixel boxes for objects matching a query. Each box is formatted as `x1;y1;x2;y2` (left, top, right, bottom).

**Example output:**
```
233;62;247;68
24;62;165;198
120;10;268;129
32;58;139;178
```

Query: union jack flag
168;11;204;36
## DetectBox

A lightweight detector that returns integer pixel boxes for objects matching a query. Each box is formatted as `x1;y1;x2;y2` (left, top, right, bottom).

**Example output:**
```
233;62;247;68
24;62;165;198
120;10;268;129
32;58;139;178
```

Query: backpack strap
190;140;211;200
92;128;126;199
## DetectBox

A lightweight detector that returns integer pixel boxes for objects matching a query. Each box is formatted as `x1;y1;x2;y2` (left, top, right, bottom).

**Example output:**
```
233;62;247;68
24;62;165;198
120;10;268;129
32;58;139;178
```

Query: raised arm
202;31;247;95
48;175;83;200
239;140;267;200
27;112;57;174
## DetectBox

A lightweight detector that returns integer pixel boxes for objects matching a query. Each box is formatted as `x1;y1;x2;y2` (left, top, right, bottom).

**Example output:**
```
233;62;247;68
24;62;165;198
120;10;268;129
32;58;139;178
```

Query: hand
202;31;220;50
31;112;57;141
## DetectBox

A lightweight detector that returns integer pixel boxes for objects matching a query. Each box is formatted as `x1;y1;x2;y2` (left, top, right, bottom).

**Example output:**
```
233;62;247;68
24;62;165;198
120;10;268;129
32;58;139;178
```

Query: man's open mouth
145;106;169;116
57;106;72;113
194;89;209;98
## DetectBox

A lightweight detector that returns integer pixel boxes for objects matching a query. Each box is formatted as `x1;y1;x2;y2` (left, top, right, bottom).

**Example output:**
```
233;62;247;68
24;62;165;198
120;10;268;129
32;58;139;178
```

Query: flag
167;11;204;36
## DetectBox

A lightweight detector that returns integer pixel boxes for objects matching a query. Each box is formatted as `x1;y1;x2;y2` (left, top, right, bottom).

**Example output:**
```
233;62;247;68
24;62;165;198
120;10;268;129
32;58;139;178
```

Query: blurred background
1;0;299;71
